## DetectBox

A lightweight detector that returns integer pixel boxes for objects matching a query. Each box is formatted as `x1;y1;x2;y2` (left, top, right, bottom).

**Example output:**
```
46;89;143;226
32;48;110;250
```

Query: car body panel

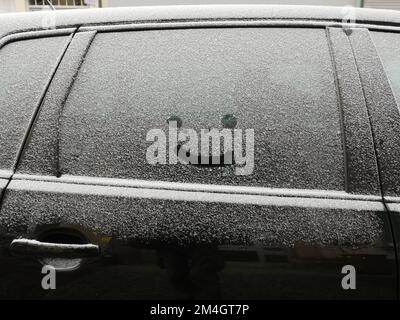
0;6;399;299
347;28;400;294
0;175;396;299
2;5;400;39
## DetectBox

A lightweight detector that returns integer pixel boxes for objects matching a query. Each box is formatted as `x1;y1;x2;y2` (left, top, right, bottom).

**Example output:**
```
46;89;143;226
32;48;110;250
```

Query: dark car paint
348;27;400;299
0;6;400;299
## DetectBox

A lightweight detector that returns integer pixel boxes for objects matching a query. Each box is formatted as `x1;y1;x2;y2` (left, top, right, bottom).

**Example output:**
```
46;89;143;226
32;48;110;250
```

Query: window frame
0;28;75;180
12;20;391;197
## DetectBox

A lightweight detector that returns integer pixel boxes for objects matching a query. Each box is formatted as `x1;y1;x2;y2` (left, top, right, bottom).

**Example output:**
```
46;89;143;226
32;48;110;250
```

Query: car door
363;27;400;296
0;24;396;299
0;28;76;298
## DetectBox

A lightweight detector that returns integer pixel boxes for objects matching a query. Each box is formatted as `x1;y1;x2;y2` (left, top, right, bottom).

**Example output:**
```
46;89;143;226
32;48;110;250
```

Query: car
1;4;400;300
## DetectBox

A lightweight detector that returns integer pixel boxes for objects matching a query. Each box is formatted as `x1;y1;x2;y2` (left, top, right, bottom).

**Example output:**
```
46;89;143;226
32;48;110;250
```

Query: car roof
1;5;400;39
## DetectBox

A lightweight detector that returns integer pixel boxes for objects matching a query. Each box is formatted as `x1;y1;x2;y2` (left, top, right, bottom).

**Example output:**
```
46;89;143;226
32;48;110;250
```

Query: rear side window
0;36;69;171
60;28;344;190
371;31;400;109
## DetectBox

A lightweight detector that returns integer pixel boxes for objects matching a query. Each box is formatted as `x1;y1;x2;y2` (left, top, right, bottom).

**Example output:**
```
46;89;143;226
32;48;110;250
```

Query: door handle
9;238;100;259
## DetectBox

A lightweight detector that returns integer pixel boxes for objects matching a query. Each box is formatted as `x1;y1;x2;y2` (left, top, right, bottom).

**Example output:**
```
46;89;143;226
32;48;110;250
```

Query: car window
0;36;69;172
60;28;344;190
371;31;400;109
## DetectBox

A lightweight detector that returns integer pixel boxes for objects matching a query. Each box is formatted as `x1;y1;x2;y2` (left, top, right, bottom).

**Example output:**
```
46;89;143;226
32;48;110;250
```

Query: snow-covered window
0;36;71;172
59;28;345;190
372;31;400;112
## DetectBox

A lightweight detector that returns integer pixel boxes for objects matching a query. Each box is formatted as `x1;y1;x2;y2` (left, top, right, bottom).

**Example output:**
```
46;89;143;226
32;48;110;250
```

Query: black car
1;5;400;299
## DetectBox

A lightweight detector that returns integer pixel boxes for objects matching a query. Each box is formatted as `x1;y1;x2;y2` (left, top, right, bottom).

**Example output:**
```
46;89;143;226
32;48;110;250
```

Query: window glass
60;28;344;190
0;36;69;171
371;31;400;109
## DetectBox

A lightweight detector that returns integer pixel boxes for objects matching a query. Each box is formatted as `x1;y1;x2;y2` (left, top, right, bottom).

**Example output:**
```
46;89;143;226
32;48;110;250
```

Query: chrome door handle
9;238;100;258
